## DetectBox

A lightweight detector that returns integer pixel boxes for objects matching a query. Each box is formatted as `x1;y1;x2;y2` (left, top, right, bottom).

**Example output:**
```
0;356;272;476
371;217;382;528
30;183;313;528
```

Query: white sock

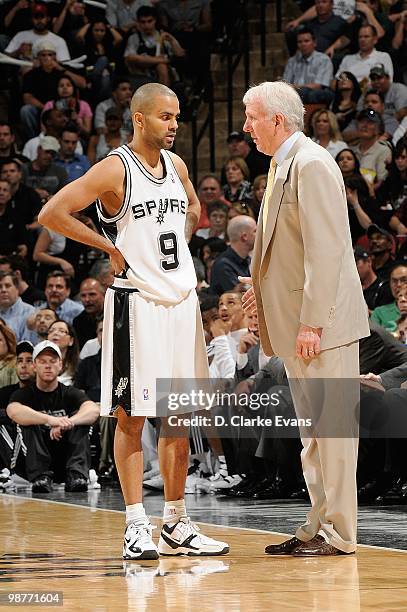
126;503;148;526
163;499;187;526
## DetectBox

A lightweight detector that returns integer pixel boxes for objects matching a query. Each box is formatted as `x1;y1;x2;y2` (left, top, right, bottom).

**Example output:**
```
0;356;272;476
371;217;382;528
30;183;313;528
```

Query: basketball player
38;83;229;560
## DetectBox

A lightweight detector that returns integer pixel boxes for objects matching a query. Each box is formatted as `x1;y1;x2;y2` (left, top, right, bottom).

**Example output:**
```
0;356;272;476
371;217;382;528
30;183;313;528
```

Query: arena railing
226;0;250;134
190;81;215;187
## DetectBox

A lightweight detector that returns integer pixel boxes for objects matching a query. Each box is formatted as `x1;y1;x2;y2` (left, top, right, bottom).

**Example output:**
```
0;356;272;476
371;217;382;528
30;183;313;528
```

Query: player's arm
38;156;126;273
169;153;201;242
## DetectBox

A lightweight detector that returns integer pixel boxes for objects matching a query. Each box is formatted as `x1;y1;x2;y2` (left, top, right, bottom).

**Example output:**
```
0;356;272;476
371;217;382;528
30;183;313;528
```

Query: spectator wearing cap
368;224;396;280
20;41;85;141
0;272;35;343
352;109;392;189
94;77;133;139
361;64;407;121
87;107;127;165
355;246;393;310
344;88;400;144
196;175;230;230
371;263;407;331
335;24;393;84
0;180;29;258
283;28;334;104
6;339;99;494
0;160;42;231
221;131;269;184
22;138;68;202
55;127;90;183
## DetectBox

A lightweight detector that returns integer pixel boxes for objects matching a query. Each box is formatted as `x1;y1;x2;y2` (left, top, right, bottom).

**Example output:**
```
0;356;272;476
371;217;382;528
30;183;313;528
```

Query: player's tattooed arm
168;152;201;242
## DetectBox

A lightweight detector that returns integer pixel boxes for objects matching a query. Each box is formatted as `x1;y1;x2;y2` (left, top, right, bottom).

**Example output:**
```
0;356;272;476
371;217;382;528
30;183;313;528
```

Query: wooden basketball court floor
1;493;407;611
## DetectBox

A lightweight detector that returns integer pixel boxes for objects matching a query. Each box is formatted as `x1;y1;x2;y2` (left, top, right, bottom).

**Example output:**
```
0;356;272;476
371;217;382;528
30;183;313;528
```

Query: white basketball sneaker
123;522;159;560
158;518;229;556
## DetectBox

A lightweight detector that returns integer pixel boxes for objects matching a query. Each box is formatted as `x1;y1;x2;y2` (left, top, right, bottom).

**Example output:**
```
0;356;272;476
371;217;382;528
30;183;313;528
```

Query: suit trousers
284;341;360;553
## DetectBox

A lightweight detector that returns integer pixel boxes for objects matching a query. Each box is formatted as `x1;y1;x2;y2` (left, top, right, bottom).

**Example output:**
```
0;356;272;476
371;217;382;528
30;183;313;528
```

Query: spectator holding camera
42;75;93;138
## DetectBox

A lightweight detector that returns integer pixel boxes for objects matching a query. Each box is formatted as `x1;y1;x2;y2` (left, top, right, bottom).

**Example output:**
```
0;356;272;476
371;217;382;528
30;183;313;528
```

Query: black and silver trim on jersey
165;150;189;201
124;144;168;185
96;152;132;224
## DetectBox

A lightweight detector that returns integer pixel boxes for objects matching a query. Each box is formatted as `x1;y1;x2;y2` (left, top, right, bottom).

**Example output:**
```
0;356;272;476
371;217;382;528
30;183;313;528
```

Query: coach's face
142;95;180;150
243;99;282;155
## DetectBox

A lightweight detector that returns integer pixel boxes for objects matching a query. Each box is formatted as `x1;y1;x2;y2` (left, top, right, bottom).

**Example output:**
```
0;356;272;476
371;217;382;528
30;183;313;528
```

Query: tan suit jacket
251;132;370;358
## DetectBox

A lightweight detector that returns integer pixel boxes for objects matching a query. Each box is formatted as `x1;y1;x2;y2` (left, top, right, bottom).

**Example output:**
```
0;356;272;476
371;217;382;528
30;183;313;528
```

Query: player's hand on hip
296;324;322;360
109;247;126;275
239;276;257;314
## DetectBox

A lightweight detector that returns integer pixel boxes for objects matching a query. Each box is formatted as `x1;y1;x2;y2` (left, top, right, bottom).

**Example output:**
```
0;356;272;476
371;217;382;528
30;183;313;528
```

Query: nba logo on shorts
143;388;149;401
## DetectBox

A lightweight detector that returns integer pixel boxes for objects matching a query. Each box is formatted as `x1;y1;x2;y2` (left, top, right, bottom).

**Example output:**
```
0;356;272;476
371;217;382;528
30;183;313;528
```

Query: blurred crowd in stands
0;0;406;507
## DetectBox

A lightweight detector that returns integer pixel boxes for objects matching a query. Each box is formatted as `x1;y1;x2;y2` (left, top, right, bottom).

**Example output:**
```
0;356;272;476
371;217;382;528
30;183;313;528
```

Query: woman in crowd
222;157;252;205
0;320;18;389
87;107;126;164
47;320;80;386
336;148;376;197
250;173;267;220
311;109;347;158
228;201;255;221
330;71;361;132
198;237;227;284
42;75;93;139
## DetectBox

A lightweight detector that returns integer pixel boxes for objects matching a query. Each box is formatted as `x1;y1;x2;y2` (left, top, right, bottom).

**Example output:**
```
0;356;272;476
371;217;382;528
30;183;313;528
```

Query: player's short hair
130;83;177;115
243;81;305;132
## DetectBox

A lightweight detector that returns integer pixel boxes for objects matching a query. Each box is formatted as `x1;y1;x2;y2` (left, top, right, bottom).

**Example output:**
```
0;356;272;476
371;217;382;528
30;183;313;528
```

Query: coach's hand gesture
239;277;257;315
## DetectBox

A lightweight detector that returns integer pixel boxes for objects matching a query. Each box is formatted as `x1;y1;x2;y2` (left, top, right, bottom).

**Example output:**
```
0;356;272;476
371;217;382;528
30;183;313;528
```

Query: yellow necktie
263;158;277;235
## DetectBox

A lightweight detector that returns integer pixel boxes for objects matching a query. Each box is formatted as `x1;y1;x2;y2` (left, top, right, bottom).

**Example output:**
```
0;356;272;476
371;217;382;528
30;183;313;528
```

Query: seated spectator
285;0;347;57
75;20;123;103
89;259;114;292
0;256;45;306
32;226;70;289
222;157;253;204
368;223;396;280
217;291;248;356
0;180;28;257
365;63;407;122
283;27;334;104
331;71;362;132
397;312;407;343
19;40;85;140
0;123;28;164
42;75;93;138
26;307;58;346
196;174;229;230
94;77;133;138
72;278;105;349
106;0;153;33
0;320;18;389
5;2;70;62
195;201;229;240
0;272;35;342
344;88;399;143
336;146;362;177
22;138;68;202
124;6;185;89
6;340;99;493
251;174;267;220
335;24;393;84
47;320;80;386
352;109;392;188
228;202;255;221
354;246;393;310
22;108;76;162
55;128;90;182
210;216;256;296
222;131;269;184
74;316;103;402
396;286;407;316
0;159;42;230
35;271;83;324
197;237;227;284
52;0;88;53
370;262;407;331
310;108;347;156
344;174;378;242
379;139;407;233
87;107;127;164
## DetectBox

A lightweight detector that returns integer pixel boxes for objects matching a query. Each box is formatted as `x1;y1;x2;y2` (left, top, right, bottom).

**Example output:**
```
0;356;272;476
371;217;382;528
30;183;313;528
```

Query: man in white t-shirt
5;2;70;63
335;24;393;83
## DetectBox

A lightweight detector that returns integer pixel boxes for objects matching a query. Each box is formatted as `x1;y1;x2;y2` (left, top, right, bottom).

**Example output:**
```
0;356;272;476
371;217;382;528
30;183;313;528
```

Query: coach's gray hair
243;81;305;132
227;215;256;242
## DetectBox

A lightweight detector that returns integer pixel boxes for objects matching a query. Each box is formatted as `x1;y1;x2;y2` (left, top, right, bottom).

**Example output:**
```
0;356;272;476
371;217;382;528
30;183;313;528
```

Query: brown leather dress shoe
292;535;353;556
265;536;305;555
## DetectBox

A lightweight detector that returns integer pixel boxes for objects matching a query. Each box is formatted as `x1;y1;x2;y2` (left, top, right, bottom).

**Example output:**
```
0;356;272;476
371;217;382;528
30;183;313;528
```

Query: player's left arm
169;152;201;242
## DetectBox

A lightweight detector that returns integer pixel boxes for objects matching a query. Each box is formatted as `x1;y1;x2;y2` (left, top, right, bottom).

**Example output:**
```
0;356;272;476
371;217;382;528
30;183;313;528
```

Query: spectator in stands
370;263;407;331
335;24;393;84
391;5;407;84
331;71;361;132
27;308;58;346
52;0;88;53
0;272;35;342
283;28;334;104
345;88;399;143
310;108;347;156
251;174;267;220
0;320;18;389
354;246;393;310
72;278;105;349
385;140;407;234
32;225;71;289
367;63;407;121
0;160;41;231
7;339;99;493
89;259;114;292
87;107;126;164
368;224;396;280
0;124;26;163
285;0;347;56
217;291;248;356
210;216;256;296
55;128;90;182
5;2;70;62
335;147;362;177
74;316;103;402
0;256;45;306
106;0;153;33
0;181;28;258
22;109;70;162
352;108;392;188
198;237;227;284
20;40;85;140
94;77;133;139
196;174;228;230
124;6;185;89
222;157;253;205
223;131;269;183
195;201;229;240
36;271;83;324
42;75;93;138
228;202;255;220
397;286;407;314
47;320;80;386
397;312;407;343
344;173;377;242
22;138;68;201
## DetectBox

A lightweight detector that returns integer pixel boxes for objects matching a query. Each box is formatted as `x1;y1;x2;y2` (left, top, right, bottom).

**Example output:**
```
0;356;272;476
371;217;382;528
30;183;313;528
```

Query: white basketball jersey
96;145;197;304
